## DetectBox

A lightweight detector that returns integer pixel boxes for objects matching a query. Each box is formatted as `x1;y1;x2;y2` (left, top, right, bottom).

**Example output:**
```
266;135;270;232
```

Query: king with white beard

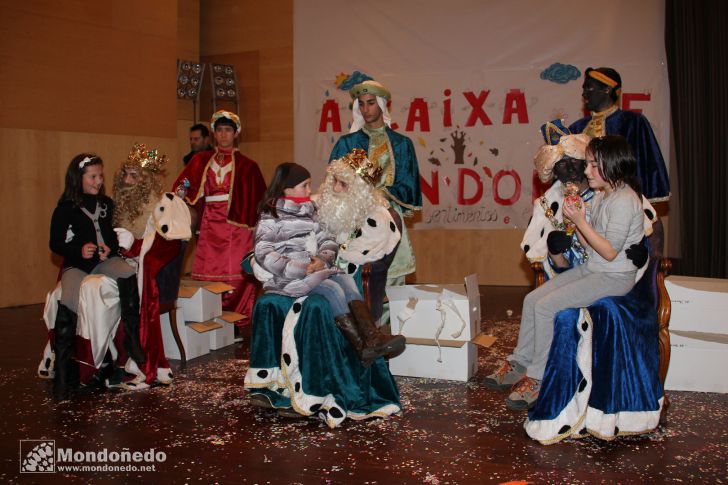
314;149;401;326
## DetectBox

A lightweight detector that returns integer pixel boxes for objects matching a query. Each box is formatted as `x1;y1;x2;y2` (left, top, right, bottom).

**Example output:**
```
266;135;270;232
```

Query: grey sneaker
506;376;541;410
483;360;526;390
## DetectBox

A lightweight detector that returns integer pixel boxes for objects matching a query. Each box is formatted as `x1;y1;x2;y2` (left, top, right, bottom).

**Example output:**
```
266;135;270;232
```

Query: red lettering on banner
493;169;521;206
622;93;651;114
443;89;452;127
502;89;529;124
458;168;484;205
319;87;545;132
463;91;493;127
421;168;525;207
421;171;440;205
531;170;551;202
582;92;654;117
318;99;341;132
405;98;431;132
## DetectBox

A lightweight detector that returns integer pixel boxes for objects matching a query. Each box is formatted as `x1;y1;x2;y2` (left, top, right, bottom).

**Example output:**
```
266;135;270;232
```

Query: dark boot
85;352;114;389
53;304;79;402
117;275;146;364
334;314;374;367
349;300;406;361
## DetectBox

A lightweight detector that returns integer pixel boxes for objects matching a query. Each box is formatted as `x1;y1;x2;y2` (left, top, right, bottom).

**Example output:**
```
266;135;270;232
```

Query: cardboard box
665;331;728;393
177;279;234;323
665;275;728;334
386;274;494;382
160;307;217;361
390;338;478;382
662;276;728;393
209;311;245;350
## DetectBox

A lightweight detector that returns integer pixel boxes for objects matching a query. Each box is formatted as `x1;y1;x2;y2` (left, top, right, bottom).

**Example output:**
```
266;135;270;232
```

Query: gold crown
341;148;383;186
126;143;167;173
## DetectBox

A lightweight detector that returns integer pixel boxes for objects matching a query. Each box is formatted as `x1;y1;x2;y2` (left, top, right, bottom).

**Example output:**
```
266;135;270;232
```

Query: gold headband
588;70;619;88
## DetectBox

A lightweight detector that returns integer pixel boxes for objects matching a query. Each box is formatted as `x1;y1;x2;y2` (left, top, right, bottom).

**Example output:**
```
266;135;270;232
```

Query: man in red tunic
173;110;267;318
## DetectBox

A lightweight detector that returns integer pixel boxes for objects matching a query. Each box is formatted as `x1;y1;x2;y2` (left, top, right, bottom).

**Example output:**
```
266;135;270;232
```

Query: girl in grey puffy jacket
253;162;406;366
254;163;354;305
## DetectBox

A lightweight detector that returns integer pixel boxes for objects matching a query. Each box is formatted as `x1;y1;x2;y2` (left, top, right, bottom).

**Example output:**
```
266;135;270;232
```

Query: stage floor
1;287;726;484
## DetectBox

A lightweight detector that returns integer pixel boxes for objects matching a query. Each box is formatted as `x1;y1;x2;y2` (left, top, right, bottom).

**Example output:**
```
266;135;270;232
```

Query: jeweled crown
126;143;167;173
341;148;383;186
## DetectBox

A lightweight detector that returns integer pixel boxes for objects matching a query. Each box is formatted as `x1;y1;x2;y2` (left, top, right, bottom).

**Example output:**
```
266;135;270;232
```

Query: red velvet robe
174;148;266;228
173;148;266;317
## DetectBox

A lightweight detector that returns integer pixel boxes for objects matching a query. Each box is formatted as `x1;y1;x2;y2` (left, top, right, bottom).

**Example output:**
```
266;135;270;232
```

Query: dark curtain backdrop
666;0;728;278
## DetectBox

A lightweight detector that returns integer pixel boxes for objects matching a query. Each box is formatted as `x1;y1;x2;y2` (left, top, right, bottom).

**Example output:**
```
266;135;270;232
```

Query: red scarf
282;196;311;204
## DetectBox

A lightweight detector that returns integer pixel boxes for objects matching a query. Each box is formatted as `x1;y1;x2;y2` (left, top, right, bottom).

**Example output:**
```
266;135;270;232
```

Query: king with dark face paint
552;156;587;187
581;76;615;113
569;67;670;202
544;154;592;269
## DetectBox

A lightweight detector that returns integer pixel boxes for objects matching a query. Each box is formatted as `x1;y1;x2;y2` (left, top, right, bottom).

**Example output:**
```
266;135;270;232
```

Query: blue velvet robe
524;254;664;444
329;128;422;213
569;109;670;201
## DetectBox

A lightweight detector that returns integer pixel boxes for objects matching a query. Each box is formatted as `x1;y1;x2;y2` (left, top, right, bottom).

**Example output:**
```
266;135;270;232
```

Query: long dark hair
258;162;300;218
59;153;105;206
586;135;642;198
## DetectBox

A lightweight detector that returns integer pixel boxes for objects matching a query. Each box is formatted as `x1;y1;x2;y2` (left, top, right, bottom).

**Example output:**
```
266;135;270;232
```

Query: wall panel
0;128;178;307
0;0;195;307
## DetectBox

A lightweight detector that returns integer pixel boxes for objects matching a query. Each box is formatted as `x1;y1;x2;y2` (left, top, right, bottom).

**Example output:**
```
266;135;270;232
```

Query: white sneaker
122;376;150;391
120;358;150;391
156;368;174;385
37;343;55;379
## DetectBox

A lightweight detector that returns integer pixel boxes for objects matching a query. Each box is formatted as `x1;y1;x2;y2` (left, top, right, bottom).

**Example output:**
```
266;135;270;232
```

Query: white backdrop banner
294;0;670;230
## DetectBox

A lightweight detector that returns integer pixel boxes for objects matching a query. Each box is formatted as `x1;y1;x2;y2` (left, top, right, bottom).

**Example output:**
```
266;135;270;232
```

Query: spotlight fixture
177;60;205;100
176;60;205;122
210;63;240;114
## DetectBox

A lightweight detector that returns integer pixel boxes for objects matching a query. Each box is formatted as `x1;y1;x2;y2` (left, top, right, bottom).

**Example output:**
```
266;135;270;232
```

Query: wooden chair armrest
361;263;372;306
656;257;672;425
530;261;546;288
160;301;186;368
657;258;672;385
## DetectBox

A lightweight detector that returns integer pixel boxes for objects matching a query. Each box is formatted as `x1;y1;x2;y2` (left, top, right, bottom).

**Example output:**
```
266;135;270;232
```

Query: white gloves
114;228;134;250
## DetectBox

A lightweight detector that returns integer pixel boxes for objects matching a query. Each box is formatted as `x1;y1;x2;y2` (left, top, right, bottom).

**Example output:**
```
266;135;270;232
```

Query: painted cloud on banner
540;63;581;84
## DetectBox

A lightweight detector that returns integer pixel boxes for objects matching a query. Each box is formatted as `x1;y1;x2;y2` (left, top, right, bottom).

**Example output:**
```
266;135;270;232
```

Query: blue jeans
309;273;362;317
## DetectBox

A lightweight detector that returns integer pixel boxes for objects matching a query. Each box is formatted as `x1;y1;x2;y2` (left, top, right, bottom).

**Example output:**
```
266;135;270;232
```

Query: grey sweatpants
508;264;636;380
60;257;135;313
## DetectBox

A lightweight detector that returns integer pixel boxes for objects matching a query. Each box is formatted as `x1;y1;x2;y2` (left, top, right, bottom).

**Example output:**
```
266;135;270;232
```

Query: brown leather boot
334;314;374;367
349;300;406;361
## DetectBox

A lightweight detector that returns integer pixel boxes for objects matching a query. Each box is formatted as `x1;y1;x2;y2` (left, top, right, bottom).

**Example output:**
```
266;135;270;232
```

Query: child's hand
98;243;111;261
563;199;586;226
81;242;98;259
306;256;326;274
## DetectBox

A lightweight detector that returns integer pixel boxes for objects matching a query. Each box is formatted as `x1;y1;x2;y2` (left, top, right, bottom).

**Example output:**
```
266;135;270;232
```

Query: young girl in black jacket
49;153;136;400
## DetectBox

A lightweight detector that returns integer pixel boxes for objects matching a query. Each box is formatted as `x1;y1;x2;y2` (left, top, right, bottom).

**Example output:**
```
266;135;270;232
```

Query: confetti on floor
1;300;726;484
